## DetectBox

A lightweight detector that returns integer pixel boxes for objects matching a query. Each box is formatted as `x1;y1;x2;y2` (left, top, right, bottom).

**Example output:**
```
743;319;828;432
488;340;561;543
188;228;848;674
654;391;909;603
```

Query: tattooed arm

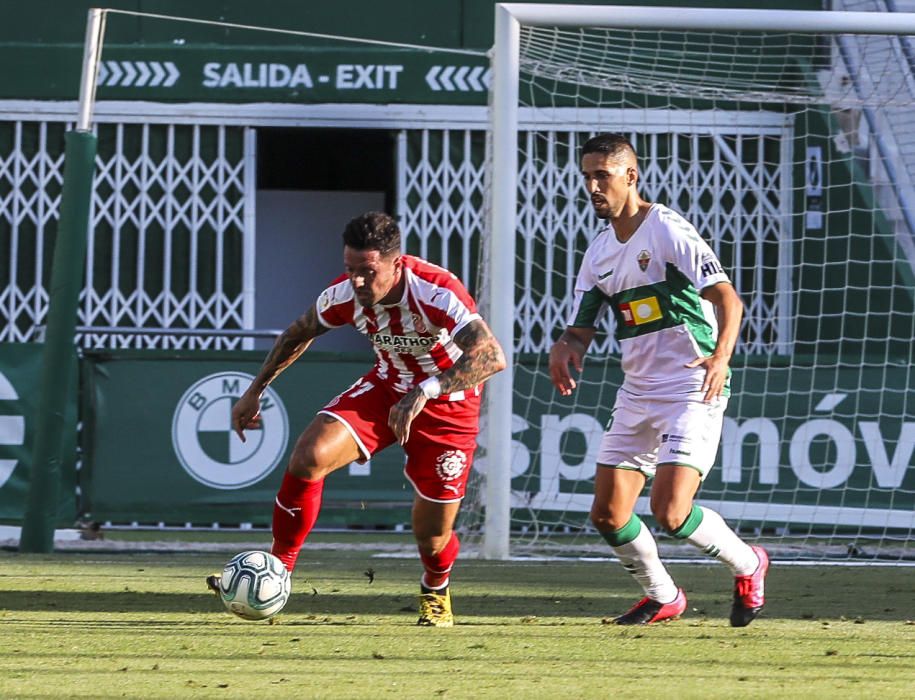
435;318;507;394
388;318;506;444
232;305;330;440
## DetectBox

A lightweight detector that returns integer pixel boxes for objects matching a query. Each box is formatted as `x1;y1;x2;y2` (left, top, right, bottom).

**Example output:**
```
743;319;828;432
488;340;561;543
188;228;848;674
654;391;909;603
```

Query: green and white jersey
568;203;731;397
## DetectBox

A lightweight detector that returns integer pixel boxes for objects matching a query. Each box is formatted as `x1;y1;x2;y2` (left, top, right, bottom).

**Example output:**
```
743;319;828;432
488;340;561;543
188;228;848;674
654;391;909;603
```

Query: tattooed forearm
435;319;507;394
252;305;329;391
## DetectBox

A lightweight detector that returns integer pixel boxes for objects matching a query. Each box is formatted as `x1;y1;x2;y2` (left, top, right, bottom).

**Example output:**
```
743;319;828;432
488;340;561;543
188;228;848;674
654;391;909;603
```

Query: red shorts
319;373;482;503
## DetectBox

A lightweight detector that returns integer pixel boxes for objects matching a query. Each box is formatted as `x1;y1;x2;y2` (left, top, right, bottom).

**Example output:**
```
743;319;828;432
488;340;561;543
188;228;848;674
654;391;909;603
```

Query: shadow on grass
0;590;603;618
1;587;913;622
3;554;914;622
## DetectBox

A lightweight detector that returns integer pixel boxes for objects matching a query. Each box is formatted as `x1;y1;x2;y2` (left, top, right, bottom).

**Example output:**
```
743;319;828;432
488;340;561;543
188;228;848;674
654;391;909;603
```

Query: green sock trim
600;514;643;548
669;505;704;539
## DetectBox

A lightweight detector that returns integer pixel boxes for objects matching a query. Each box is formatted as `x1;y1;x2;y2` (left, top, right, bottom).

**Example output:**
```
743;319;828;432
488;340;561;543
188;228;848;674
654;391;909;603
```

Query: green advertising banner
0;343;78;525
492;358;915;532
83;351;413;526
83;351;914;533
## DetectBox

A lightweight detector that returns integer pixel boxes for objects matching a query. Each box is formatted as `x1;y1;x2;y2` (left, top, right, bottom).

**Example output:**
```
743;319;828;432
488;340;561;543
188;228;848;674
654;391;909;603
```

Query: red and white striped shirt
315;255;481;398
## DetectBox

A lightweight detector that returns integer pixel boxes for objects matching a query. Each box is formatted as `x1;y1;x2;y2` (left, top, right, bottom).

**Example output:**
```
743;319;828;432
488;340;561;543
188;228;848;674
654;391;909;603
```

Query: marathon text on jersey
369;332;440;354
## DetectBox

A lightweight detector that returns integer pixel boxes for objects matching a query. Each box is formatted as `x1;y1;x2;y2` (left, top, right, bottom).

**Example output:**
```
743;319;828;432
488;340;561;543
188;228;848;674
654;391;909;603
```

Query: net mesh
460;19;915;562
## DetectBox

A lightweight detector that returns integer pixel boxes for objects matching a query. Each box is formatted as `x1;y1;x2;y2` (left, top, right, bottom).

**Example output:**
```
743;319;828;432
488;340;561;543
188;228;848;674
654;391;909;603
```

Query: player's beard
591;197;611;219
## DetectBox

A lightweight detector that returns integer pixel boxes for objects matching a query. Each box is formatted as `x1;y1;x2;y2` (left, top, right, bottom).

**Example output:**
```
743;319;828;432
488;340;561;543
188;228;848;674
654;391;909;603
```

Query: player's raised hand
231;391;263;442
685;352;729;403
388;389;428;445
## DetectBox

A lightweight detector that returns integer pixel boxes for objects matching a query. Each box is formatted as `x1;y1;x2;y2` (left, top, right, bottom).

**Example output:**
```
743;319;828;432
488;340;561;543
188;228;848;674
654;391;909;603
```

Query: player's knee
414;532;449;557
651;500;690;533
287;442;334;480
590;505;628;532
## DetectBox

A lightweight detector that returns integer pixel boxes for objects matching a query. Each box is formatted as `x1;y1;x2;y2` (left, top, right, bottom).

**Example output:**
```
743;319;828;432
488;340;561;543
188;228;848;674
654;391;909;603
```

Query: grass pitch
0;538;913;699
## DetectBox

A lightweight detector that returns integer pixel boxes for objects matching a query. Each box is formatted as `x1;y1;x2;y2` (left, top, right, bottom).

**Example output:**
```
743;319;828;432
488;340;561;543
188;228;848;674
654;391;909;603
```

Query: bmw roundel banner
83;351;412;526
171;372;289;490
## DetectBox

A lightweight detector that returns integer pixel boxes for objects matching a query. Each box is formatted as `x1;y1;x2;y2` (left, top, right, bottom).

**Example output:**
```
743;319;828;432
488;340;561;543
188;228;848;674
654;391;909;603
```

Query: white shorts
597;388;728;480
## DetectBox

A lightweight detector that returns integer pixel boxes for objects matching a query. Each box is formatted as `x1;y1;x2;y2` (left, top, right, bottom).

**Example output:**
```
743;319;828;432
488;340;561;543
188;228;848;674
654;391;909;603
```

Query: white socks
684;506;759;575
612;519;680;603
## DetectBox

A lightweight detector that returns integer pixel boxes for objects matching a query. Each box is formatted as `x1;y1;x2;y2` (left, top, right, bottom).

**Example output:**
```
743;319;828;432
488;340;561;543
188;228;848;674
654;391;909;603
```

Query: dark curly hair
342;211;401;256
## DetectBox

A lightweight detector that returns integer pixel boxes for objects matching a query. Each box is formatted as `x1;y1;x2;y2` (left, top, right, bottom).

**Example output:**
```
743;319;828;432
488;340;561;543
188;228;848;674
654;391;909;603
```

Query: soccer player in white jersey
210;212;505;627
549;133;769;626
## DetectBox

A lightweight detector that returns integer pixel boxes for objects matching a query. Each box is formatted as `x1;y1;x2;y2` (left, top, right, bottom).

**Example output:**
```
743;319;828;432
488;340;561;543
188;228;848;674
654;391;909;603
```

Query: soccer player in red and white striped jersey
225;211;505;627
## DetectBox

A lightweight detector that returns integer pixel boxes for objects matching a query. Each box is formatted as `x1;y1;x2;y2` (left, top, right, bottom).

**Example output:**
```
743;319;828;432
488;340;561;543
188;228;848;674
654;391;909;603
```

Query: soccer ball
216;550;291;621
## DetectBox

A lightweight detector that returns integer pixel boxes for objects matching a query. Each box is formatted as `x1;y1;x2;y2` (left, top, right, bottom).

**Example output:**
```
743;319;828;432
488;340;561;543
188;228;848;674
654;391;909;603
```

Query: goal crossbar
497;4;915;33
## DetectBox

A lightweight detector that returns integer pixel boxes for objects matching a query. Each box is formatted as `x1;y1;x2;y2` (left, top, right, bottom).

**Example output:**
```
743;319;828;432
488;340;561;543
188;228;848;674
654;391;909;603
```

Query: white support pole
483;4;520;560
76;8;106;132
777;121;795;356
241;127;257;350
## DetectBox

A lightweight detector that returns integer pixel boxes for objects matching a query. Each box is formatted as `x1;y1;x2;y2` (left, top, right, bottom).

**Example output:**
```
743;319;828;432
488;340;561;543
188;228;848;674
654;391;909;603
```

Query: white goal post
483;4;915;559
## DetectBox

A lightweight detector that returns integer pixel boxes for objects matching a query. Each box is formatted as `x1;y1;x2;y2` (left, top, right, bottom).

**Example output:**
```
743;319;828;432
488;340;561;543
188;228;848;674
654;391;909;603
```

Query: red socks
271;470;460;589
271;472;324;572
420;531;460;590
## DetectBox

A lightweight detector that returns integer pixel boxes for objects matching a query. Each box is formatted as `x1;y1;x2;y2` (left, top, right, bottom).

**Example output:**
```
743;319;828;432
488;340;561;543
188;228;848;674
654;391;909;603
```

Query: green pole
19;8;105;552
18;130;98;553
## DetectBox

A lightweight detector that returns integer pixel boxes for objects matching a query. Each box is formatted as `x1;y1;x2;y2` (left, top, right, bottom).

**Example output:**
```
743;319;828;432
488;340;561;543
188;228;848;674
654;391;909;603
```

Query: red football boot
613;588;687;625
731;545;769;627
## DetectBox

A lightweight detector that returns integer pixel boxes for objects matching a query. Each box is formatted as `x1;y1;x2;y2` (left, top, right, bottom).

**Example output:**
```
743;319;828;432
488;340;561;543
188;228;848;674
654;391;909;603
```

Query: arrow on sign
120;61;137;87
453;66;470;91
438;66;456;91
162;62;180;87
467;66;489;91
150;61;166;86
425;65;491;92
135;61;151;87
98;61;181;88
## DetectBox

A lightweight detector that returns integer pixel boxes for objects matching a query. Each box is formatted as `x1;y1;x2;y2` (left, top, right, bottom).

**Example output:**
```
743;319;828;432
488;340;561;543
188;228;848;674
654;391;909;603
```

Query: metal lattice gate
397;116;793;355
2;111;790;353
397;128;487;295
0;119;254;349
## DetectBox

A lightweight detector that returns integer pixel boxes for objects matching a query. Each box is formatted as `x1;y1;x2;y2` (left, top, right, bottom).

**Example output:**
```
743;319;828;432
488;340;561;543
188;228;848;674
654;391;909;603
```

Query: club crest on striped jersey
434;450;468;481
637;249;652;272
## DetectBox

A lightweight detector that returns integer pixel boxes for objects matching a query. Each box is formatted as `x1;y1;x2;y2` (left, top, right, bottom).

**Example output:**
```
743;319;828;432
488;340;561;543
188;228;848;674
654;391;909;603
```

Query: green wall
792;105;915;362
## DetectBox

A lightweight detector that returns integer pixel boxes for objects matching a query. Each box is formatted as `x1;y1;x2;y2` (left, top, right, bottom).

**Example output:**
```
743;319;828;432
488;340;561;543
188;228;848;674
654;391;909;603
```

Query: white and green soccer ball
217;550;291;621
